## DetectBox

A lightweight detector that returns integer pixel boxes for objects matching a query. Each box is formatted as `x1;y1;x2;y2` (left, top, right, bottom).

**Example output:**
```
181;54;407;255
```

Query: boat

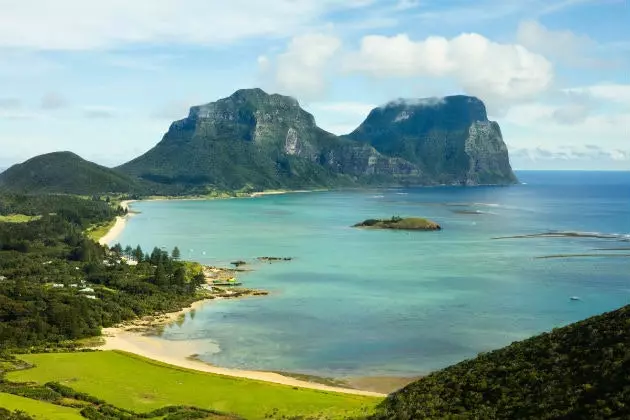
570;296;581;301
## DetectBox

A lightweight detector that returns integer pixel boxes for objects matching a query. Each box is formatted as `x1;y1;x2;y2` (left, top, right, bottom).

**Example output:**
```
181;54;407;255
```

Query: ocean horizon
113;170;630;378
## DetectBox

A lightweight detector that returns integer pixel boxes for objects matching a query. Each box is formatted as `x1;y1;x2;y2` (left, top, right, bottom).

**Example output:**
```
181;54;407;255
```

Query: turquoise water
116;171;630;377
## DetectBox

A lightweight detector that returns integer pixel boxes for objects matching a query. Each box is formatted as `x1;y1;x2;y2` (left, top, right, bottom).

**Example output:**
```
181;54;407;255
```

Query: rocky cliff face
119;89;515;190
119;89;421;190
347;96;518;185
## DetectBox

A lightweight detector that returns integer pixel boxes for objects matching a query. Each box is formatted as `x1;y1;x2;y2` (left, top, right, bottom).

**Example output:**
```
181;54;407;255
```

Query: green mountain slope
348;96;518;185
371;305;630;419
118;88;422;191
0;152;144;195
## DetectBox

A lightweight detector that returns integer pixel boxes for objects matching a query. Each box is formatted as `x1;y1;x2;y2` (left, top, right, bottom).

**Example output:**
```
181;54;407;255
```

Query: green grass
8;351;380;419
86;218;116;241
0;392;84;419
0;214;41;223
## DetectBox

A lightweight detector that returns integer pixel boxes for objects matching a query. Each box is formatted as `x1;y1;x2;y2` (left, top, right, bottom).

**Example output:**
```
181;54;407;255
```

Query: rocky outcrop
347;95;518;185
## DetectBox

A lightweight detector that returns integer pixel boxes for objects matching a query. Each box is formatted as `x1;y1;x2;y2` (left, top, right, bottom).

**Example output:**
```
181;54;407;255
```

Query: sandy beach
97;299;386;397
250;189;319;198
98;200;134;246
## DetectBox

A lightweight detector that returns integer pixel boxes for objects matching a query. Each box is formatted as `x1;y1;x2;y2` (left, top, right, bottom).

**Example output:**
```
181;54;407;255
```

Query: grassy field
0;392;84;419
0;214;41;223
86;217;116;241
8;351;380;419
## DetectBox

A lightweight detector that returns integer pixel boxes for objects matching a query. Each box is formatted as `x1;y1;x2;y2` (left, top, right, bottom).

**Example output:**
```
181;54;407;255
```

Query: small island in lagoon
353;216;442;231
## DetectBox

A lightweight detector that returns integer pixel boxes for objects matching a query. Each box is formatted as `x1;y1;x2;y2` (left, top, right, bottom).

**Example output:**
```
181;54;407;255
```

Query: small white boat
570;296;581;301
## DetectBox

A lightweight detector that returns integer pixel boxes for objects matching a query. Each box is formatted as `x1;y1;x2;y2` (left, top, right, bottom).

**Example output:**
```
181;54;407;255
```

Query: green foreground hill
371;304;630;419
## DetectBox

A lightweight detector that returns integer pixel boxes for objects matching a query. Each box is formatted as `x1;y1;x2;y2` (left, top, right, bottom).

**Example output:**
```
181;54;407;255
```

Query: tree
174;267;186;288
132;245;144;262
172;246;181;260
154;263;167;287
111;243;123;254
150;247;162;265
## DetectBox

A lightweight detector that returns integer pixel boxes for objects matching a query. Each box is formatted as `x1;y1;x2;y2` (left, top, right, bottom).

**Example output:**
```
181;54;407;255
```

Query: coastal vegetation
7;351;379;419
370;304;630;419
0;192;206;349
353;216;441;231
0;192;381;418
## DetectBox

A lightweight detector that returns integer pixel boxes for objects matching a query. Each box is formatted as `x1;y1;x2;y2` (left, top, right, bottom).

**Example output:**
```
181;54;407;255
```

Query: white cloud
260;33;342;100
0;0;372;50
552;103;591;124
503;103;630;161
412;0;600;28
310;102;376;116
303;101;377;134
343;33;554;111
102;53;176;71
510;145;630;170
564;83;630;106
395;0;420;11
516;20;594;64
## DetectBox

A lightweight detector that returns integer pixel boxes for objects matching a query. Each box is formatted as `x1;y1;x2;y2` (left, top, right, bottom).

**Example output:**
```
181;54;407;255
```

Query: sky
0;0;628;170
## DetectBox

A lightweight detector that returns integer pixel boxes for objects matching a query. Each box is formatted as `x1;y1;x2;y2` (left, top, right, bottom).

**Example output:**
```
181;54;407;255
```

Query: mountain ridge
2;89;518;195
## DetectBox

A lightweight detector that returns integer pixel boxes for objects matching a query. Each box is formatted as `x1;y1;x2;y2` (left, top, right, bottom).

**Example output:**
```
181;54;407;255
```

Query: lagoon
115;171;630;378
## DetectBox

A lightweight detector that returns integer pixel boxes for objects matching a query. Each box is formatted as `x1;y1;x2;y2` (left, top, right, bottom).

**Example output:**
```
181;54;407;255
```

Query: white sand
98;300;385;397
98;200;133;246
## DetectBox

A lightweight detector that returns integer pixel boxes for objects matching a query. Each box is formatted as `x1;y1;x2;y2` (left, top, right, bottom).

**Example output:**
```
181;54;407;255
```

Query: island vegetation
353;216;441;231
370;304;630;419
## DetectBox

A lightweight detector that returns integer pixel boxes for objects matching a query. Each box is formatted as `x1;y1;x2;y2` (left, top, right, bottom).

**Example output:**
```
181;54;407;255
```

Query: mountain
0;152;144;195
119;88;421;191
371;305;630;420
5;90;518;194
347;96;518;185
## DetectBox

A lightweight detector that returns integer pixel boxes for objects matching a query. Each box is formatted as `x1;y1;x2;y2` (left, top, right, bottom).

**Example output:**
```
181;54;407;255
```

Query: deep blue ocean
115;171;630;377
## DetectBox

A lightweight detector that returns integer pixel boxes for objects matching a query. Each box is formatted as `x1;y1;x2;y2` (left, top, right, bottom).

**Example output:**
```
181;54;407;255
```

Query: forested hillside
0;193;205;349
371;305;630;419
0;152;147;195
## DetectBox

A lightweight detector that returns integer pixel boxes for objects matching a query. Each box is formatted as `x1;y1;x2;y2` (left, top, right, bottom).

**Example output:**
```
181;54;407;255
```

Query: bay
115;171;630;377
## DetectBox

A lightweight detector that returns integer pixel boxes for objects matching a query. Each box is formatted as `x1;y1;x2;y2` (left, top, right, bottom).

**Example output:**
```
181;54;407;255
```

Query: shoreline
92;192;406;396
97;299;387;397
98;200;134;246
95;190;320;245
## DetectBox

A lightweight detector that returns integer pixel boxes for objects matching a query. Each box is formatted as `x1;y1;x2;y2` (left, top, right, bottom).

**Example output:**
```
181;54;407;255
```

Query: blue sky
0;0;628;170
